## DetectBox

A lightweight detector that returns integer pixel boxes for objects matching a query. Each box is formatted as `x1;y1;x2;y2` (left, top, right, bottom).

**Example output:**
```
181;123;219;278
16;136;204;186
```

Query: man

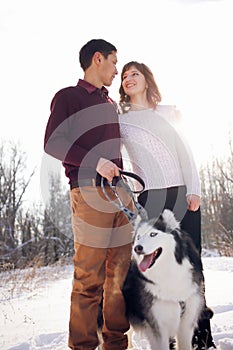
44;39;133;350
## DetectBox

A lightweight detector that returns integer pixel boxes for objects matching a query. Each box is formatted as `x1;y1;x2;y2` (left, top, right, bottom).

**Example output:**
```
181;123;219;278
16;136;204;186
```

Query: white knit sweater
119;106;201;196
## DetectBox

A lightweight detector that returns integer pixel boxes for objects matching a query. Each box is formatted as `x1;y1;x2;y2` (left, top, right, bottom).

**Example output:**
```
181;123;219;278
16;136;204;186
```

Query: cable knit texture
120;106;201;196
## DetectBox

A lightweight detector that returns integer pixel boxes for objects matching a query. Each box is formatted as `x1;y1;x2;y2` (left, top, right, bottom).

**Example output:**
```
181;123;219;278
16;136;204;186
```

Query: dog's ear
131;214;143;242
161;209;180;231
131;214;142;230
153;209;180;232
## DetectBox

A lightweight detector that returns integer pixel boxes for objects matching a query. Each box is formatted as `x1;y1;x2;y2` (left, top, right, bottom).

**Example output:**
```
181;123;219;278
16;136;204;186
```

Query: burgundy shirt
44;79;123;184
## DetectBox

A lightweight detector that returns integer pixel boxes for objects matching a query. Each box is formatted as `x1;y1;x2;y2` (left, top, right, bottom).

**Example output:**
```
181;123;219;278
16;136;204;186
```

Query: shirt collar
77;79;109;95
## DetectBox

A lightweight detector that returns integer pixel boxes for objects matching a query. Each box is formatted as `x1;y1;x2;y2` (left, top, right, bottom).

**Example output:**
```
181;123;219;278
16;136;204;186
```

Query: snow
1;253;233;350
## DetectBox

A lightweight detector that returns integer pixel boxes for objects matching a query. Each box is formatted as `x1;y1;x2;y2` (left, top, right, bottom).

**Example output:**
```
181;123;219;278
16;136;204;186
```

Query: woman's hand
186;194;201;211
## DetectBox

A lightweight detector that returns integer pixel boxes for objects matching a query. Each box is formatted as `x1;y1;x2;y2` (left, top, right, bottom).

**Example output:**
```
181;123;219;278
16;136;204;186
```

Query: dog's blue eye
150;232;158;237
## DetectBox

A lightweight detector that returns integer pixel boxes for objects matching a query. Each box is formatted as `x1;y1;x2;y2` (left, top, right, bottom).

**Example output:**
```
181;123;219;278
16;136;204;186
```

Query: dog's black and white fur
122;209;205;350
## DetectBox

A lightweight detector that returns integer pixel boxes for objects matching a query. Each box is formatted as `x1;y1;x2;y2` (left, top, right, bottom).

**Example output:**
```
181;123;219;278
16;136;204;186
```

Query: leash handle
119;170;145;194
100;170;148;223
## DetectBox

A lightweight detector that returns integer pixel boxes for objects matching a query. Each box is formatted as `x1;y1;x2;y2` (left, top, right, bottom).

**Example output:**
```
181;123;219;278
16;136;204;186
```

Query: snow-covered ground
1;252;233;350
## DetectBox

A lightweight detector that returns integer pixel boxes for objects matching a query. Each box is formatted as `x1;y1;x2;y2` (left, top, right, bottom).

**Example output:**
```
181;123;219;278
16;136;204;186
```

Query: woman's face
121;66;148;98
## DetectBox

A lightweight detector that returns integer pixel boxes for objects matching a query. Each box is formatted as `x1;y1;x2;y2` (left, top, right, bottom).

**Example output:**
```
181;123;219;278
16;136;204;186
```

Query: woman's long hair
119;61;162;113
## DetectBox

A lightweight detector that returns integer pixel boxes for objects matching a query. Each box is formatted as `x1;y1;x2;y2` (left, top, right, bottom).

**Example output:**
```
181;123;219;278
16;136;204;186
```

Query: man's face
100;52;118;87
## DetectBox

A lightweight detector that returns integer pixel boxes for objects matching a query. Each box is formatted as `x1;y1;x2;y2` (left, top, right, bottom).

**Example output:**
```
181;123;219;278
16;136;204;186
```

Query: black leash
101;170;148;223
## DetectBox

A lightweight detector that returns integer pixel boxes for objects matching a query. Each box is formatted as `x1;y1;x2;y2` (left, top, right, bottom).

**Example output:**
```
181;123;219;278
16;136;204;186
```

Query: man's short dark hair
79;39;117;71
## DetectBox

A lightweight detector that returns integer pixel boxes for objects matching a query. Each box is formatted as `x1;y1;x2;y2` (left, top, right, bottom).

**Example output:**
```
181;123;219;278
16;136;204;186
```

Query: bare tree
16;205;44;267
0;141;74;269
200;135;233;256
0;141;35;263
42;172;73;265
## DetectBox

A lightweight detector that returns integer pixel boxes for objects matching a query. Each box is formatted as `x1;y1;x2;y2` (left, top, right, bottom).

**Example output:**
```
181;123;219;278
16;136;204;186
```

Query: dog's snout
134;245;144;254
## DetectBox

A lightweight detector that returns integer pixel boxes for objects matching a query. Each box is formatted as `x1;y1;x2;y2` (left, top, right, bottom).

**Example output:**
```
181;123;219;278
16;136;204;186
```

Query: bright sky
1;0;233;204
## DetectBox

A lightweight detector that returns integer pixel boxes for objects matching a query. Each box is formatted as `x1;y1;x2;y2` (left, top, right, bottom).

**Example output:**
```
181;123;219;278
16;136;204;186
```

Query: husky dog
122;209;205;350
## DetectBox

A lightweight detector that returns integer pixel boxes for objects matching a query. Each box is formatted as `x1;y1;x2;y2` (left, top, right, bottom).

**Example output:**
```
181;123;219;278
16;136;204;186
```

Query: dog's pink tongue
139;254;153;272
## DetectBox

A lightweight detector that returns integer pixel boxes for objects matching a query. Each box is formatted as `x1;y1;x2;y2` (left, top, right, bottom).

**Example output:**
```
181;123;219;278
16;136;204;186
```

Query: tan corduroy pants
68;186;133;350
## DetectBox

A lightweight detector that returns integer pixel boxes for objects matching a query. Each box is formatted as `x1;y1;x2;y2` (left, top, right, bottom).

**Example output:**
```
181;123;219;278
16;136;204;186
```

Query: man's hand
96;157;120;182
186;194;201;211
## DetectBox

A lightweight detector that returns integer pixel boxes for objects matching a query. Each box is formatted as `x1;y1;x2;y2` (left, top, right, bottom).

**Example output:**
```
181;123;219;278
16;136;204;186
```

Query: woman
119;61;216;349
